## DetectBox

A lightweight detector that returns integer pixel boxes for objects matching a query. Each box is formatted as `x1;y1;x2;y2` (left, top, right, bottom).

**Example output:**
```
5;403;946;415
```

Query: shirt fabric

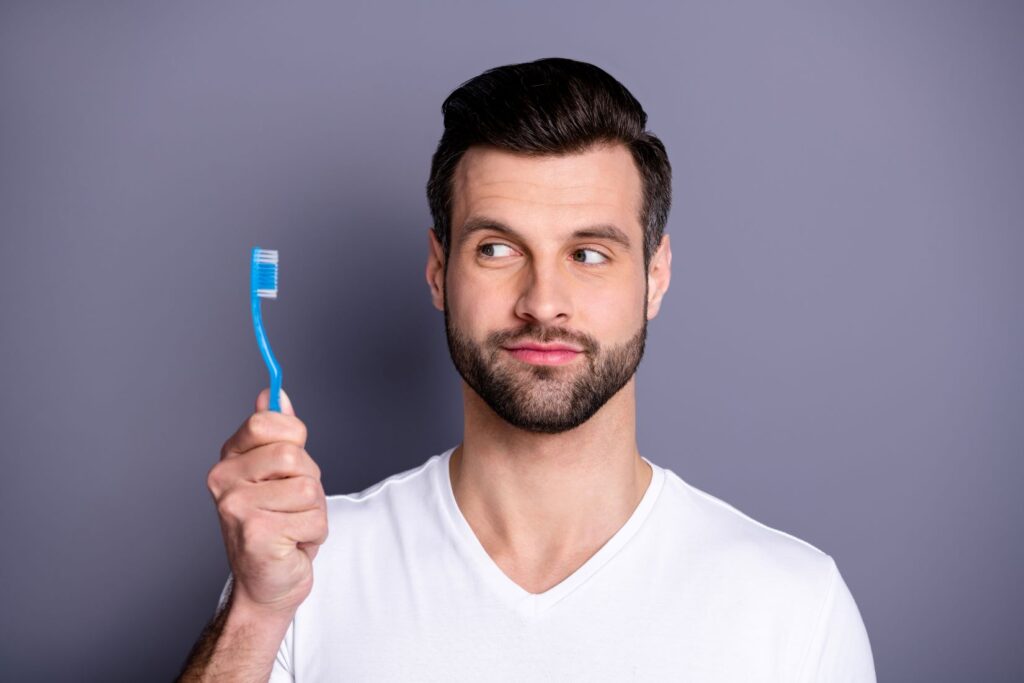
216;446;875;682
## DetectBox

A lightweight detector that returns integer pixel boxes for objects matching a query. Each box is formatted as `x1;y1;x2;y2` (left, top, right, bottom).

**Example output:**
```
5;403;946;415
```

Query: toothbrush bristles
253;248;279;298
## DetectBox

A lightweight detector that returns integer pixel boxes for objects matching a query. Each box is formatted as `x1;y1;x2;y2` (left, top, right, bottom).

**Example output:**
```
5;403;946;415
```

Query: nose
513;256;574;326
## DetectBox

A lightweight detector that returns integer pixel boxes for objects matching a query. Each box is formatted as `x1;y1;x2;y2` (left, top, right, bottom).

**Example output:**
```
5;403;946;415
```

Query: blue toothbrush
250;247;283;412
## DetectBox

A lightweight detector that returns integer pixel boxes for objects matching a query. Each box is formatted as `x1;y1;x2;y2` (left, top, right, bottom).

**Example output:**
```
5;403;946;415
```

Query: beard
443;294;648;435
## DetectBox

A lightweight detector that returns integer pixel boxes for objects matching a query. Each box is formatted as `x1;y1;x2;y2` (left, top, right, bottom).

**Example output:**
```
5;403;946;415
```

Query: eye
571;248;609;265
478;242;516;259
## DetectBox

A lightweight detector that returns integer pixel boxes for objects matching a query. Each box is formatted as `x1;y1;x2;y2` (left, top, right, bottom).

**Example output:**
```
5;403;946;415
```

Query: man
180;57;876;681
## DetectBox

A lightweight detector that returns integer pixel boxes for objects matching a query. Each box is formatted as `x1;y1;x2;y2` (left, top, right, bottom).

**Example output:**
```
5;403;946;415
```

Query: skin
425;142;672;593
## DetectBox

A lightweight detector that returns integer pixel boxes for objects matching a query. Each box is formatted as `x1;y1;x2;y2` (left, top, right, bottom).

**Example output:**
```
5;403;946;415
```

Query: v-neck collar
435;445;666;620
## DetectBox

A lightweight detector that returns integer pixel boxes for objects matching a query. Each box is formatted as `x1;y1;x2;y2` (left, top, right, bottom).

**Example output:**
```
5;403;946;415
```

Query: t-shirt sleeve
215;574;296;682
797;558;877;682
267;620;295;683
215;573;233;615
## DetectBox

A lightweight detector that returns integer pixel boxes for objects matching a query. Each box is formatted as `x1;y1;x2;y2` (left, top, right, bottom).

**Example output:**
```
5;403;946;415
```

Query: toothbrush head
251;247;279;299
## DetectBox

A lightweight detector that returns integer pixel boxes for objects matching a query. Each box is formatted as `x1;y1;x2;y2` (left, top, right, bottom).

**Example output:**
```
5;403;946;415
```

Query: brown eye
478;243;514;258
572;248;608;265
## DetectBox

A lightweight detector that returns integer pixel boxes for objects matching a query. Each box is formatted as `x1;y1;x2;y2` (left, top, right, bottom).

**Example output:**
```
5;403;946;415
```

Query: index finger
221;410;308;459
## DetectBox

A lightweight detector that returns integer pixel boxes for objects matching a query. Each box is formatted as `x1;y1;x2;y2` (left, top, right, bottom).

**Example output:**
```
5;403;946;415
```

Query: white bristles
254;248;279;298
254;249;279;263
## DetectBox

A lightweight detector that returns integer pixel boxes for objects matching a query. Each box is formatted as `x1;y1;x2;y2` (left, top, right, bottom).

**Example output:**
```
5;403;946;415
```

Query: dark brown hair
426;57;672;270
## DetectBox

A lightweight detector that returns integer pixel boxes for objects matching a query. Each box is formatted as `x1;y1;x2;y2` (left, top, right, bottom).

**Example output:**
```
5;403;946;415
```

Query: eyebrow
456;216;633;251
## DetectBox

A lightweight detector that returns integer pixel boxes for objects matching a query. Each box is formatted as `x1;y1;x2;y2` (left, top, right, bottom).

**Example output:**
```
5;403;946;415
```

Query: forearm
178;590;294;683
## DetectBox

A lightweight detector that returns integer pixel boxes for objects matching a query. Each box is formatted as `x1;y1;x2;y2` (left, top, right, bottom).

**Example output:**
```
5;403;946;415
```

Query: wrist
226;575;310;625
223;593;297;640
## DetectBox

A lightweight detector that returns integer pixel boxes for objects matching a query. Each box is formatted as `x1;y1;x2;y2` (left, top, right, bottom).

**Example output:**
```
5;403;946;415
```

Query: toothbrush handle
251;297;283;412
269;370;283;412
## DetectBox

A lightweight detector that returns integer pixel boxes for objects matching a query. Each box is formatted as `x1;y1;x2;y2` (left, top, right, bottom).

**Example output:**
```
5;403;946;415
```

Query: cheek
585;279;646;331
445;270;502;331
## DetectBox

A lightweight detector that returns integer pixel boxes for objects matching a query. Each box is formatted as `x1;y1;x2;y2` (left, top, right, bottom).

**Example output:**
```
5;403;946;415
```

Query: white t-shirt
217;446;875;682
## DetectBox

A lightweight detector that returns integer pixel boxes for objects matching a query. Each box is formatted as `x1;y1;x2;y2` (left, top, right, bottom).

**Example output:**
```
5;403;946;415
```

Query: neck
449;377;653;591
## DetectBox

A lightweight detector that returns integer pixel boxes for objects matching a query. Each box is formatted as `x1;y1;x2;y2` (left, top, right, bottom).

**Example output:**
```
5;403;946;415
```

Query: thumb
255;387;296;416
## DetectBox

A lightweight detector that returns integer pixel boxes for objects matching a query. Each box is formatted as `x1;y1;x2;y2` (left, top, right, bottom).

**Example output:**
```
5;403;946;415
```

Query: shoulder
653;463;839;597
325;451;443;521
649;462;875;680
314;450;449;565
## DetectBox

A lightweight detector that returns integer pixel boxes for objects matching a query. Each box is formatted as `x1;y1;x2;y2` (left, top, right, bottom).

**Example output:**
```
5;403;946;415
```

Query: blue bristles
252;248;279;298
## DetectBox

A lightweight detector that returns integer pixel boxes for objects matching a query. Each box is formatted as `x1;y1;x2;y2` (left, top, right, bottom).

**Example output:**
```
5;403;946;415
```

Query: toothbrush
251;247;283;412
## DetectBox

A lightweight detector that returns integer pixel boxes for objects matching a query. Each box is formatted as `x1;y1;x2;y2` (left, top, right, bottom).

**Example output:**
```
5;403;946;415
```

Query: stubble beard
443;290;648;435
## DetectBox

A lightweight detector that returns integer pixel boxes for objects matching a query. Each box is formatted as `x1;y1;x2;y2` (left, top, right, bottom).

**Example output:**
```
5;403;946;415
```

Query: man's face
427;143;670;434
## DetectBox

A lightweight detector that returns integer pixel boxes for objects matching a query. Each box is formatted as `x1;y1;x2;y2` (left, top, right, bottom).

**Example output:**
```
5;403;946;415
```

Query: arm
178;583;294;682
179;387;325;682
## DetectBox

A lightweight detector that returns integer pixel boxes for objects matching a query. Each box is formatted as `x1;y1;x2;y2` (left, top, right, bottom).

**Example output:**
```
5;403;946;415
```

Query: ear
646;233;672;320
425;228;446;312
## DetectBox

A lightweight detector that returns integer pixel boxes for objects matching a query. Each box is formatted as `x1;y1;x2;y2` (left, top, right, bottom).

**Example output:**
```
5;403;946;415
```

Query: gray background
1;1;1021;680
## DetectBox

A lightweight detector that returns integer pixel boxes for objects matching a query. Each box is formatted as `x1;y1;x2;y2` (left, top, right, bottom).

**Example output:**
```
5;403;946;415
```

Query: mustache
487;325;597;354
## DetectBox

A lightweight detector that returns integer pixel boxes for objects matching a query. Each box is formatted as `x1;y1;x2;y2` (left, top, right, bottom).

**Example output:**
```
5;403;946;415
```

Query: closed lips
503;344;584;366
505;343;582;352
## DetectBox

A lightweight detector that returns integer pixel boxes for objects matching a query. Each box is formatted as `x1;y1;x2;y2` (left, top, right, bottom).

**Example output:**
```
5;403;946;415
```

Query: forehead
450;142;643;243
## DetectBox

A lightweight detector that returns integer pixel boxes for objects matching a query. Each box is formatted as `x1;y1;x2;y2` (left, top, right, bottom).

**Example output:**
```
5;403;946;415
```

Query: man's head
424;58;673;434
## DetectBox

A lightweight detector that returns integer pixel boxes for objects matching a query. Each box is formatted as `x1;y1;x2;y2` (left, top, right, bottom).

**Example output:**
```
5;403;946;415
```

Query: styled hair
425;57;672;270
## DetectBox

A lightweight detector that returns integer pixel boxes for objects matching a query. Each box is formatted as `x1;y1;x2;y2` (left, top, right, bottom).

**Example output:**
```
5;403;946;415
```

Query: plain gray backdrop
1;1;1021;680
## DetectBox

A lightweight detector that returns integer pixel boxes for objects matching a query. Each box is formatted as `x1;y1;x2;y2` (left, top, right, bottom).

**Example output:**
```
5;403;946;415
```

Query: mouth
502;343;583;366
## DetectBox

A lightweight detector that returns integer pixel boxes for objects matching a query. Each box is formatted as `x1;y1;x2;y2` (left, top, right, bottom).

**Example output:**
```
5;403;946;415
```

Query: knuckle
244;413;262;437
245;412;272;441
206;463;223;495
274;443;299;470
299;476;319;504
217;489;245;521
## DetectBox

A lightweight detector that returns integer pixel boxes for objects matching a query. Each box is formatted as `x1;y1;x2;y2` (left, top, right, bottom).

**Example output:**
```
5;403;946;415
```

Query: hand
207;388;328;618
